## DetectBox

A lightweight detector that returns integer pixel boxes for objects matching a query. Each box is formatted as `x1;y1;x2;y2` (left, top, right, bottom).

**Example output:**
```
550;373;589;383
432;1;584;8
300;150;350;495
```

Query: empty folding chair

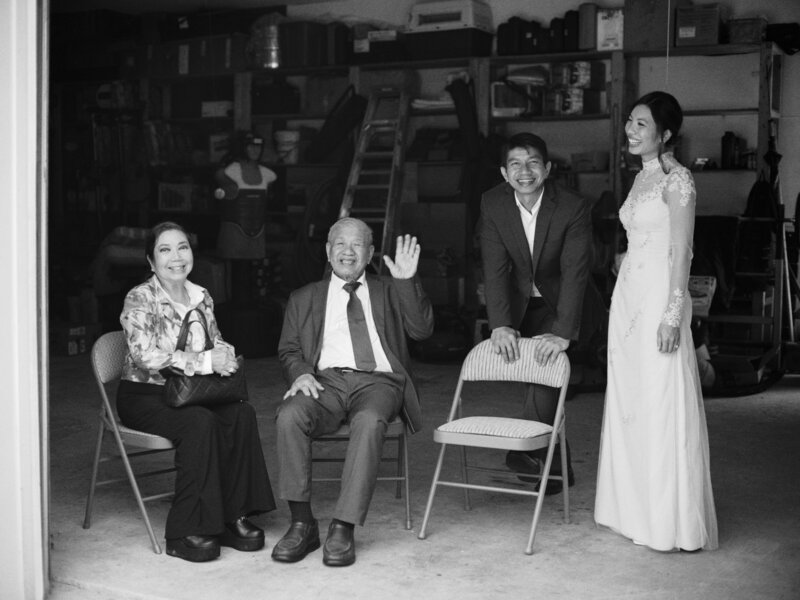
418;338;570;554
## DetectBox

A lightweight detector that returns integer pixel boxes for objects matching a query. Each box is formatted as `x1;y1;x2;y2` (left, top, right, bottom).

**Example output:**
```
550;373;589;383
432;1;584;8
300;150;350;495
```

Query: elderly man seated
271;217;434;567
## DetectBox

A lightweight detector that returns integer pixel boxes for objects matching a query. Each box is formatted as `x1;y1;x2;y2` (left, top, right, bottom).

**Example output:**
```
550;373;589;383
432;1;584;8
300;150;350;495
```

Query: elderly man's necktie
343;281;376;371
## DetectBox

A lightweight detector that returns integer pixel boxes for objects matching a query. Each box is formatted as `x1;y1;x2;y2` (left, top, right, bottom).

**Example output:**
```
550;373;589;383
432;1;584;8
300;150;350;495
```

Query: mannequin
214;132;277;306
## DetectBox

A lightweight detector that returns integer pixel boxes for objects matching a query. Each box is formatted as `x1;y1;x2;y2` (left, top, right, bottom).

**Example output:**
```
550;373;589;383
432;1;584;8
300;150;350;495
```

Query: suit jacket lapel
500;184;534;272
532;183;557;272
310;279;329;363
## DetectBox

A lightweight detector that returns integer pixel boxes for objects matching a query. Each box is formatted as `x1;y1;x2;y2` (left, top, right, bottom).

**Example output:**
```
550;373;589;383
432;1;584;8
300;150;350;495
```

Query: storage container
676;4;721;46
623;0;691;51
727;17;766;44
405;28;493;60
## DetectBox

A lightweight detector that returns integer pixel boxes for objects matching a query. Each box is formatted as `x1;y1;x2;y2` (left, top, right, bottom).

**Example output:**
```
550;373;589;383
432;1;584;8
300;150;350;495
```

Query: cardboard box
546;88;606;115
405;28;493;60
597;8;623;50
189;34;247;75
676;4;721;46
727;17;766;44
624;0;691;51
145;34;247;77
550;61;606;89
200;100;233;118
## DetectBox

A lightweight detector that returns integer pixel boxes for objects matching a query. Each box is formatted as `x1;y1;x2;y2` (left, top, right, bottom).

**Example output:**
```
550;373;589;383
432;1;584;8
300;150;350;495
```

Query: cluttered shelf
625;42;764;58
490;49;616;66
493;113;609;122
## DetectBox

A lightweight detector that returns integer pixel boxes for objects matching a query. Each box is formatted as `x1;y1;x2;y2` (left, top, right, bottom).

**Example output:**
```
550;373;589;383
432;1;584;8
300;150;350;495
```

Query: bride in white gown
594;91;718;551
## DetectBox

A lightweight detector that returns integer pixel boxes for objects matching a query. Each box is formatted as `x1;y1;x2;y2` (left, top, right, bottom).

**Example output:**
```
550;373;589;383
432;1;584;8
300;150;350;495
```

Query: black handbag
161;308;248;408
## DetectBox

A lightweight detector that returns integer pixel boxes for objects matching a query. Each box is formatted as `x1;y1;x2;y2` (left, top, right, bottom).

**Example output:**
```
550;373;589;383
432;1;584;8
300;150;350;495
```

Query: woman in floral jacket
116;221;275;562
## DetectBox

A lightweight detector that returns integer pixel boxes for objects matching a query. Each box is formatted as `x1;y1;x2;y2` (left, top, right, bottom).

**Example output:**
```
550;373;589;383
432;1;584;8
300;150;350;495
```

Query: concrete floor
48;353;800;600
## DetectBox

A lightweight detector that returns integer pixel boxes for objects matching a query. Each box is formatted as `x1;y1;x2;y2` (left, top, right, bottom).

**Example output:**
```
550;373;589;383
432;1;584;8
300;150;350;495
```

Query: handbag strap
174;307;214;352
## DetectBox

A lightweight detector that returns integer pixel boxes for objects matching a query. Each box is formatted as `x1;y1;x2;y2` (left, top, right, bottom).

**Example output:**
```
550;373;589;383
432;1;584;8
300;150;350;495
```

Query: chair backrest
91;331;128;385
459;339;570;388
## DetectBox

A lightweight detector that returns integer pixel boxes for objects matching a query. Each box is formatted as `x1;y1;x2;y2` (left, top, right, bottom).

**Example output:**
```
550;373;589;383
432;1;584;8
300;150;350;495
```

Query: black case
279;21;326;67
549;18;565;53
532;23;550;54
250;77;301;115
563;10;580;52
497;17;528;56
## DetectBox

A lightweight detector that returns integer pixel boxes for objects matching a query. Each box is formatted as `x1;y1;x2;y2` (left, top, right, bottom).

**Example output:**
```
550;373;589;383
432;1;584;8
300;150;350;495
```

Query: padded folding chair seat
83;331;176;554
418;338;571;554
311;417;411;530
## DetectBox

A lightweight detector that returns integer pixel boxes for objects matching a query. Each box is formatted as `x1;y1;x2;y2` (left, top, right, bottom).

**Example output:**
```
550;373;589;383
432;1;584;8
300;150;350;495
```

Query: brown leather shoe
220;516;265;552
271;520;320;563
322;522;355;567
166;535;220;562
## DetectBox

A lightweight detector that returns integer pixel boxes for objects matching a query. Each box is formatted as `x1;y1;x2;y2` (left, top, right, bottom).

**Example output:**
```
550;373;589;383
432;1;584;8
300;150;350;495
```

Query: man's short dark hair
501;132;549;165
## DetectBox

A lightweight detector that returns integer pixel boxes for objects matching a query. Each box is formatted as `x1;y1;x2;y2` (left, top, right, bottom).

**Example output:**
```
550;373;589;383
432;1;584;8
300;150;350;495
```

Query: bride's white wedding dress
594;153;718;551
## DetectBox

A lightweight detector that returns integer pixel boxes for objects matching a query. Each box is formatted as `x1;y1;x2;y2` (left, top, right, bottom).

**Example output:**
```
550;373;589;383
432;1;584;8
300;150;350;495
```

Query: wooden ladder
338;84;411;274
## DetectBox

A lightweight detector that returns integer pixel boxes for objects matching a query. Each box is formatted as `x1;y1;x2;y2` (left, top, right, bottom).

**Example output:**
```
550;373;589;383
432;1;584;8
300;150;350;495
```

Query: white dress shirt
317;272;393;372
515;189;544;297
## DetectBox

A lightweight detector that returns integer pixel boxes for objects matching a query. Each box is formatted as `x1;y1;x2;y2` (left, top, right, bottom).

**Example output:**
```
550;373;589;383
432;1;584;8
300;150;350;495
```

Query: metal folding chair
418;338;571;554
312;417;412;530
83;331;176;554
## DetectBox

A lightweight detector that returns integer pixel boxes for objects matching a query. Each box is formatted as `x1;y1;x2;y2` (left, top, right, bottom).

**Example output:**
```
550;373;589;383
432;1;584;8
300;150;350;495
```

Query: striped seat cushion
437;416;552;439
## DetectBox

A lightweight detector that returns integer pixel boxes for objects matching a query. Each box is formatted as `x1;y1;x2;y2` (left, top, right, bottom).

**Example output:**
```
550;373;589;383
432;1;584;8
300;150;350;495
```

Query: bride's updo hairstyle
632;91;683;173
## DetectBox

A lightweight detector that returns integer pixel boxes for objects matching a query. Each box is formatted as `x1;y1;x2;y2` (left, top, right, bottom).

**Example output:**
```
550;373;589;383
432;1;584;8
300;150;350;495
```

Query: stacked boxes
546;61;607;116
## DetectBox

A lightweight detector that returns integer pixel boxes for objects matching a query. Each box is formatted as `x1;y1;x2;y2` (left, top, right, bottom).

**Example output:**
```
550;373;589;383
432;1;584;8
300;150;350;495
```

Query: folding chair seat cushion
117;424;174;450
435;416;553;450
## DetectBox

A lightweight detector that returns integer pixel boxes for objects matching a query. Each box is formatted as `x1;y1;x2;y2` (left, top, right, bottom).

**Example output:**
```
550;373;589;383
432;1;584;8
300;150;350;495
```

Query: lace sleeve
661;166;696;327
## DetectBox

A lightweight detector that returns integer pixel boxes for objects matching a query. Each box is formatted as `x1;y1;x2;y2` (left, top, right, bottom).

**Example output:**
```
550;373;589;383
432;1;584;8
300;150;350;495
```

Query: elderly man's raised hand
383;234;420;279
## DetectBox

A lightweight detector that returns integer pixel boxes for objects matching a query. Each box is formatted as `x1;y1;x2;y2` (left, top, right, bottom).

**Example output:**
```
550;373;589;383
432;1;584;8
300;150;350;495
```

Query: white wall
1;0;48;598
292;0;800;215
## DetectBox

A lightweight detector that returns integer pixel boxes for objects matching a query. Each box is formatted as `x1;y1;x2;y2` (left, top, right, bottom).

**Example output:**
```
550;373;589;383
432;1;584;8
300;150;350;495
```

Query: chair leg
401;431;412;530
459;445;471;511
82;421;106;529
418;443;447;540
394;433;403;499
526;434;559;555
111;430;163;554
560;428;570;523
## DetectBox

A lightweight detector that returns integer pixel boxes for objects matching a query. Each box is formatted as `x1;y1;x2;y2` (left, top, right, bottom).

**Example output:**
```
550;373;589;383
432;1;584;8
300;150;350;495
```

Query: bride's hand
657;323;680;353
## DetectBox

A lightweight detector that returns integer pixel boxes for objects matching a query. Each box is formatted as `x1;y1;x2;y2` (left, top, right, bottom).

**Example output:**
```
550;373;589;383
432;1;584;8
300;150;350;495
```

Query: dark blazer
479;180;592;341
278;273;434;433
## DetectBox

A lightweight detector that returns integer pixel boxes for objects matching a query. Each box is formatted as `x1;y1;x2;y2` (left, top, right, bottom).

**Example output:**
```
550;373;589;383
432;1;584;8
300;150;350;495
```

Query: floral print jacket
120;275;233;385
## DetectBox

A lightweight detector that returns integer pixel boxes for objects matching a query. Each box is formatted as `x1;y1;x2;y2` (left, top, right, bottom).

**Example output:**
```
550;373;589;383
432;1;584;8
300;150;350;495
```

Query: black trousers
275;369;405;526
117;380;276;539
519;297;572;473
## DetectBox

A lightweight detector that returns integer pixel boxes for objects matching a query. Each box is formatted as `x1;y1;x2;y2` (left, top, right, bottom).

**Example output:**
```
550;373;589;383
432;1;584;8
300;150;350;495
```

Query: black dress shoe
220;516;265;552
507;451;575;495
534;469;576;496
323;521;356;567
271;520;320;563
166;535;220;562
505;451;542;475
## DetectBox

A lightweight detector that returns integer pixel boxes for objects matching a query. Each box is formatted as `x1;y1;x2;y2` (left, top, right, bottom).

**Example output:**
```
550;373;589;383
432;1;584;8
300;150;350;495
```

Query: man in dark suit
271;217;433;567
480;132;592;494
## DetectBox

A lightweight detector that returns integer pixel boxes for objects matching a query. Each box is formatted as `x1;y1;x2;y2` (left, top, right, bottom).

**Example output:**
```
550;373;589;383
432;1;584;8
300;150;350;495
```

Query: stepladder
338;83;411;274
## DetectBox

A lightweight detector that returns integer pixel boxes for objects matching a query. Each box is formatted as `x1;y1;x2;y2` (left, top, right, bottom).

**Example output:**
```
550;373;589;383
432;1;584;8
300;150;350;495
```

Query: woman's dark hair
632;91;683;142
631;91;683;172
501;132;549;165
145;221;192;260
